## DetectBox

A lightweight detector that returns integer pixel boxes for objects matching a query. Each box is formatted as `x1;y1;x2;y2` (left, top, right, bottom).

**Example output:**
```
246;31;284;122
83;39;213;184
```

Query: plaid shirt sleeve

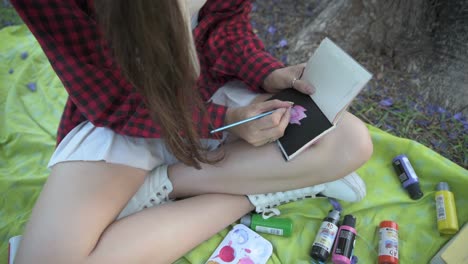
196;0;284;92
194;0;285;136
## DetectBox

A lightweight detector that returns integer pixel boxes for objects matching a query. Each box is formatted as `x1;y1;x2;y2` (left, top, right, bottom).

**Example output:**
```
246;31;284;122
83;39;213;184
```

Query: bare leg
169;111;373;198
15;162;253;264
16;112;371;263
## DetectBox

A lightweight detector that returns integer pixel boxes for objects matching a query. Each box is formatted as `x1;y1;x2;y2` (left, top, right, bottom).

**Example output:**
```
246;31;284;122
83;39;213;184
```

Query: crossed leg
169;111;373;198
15;162;254;264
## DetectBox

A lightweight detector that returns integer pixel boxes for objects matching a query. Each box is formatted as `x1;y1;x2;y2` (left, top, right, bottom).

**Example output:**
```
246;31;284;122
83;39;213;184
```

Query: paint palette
206;224;273;264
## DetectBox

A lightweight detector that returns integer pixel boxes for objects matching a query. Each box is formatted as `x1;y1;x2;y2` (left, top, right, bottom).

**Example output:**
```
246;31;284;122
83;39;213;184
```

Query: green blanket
1;25;467;264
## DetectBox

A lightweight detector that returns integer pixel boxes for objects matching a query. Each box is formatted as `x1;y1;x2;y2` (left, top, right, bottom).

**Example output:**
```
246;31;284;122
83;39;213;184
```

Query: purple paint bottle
332;215;357;264
392;154;423;200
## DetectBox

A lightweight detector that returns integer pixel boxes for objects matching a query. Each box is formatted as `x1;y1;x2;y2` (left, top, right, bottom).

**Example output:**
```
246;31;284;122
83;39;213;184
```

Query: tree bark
288;0;468;114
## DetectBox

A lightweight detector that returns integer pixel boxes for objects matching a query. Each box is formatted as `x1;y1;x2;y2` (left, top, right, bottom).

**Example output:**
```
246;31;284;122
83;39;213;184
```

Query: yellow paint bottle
435;182;459;235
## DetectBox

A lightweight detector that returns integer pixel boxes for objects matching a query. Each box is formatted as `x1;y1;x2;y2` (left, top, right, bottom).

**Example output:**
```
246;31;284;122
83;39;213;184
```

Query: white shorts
48;81;259;170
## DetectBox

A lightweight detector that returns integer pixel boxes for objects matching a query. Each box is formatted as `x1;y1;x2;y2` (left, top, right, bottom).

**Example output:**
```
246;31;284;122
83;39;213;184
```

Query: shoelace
256;189;317;219
142;185;169;209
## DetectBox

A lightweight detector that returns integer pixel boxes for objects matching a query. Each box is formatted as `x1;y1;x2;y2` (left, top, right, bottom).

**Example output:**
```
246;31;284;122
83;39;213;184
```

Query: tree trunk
287;0;468;114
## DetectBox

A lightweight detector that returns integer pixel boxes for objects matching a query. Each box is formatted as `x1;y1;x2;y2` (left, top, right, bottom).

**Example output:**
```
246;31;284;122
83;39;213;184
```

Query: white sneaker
247;172;366;219
247;184;326;219
320;172;366;202
117;165;173;220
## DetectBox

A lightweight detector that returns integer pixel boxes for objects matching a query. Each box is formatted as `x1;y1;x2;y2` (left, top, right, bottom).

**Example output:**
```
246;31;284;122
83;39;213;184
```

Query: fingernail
308;85;315;94
287;101;294;105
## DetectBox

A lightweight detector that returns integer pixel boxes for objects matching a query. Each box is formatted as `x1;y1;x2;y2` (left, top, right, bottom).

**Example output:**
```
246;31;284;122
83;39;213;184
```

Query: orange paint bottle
378;221;399;264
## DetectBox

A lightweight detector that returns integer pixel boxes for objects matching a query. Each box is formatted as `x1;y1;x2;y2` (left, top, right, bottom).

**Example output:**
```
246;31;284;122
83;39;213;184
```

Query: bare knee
341;113;373;169
354;124;373;166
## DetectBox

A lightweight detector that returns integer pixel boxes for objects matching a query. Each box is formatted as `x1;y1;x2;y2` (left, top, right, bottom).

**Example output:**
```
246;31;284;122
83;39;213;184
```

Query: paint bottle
310;209;341;262
392;154;423;200
378;221;399;264
240;213;293;237
332;215;357;264
435;182;459;235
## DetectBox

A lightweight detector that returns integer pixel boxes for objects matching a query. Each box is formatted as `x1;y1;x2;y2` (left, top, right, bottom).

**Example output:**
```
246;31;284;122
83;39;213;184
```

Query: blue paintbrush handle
210;110;276;134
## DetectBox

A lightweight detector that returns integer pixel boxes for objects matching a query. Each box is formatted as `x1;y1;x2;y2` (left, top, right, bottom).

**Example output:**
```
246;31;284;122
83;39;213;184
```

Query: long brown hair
94;0;216;168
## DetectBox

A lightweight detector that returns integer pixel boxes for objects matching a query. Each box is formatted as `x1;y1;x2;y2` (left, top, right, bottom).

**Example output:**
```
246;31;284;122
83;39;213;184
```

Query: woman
11;0;373;263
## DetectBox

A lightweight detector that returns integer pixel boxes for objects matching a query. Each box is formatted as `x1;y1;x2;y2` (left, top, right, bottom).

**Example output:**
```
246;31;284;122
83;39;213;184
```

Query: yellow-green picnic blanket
1;25;467;264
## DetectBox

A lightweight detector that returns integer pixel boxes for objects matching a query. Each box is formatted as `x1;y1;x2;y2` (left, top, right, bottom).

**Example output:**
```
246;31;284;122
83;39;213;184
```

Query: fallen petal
267;25;276;34
27;82;37;92
277;39;288;48
379;98;393;107
453;112;463;121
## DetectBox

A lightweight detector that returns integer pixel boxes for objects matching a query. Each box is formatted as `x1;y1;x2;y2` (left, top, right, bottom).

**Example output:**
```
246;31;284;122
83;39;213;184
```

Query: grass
1;2;466;168
0;1;21;27
350;80;468;168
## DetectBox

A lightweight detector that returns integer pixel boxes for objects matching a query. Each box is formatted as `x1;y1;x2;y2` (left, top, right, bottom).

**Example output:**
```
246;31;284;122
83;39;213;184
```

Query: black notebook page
270;89;333;159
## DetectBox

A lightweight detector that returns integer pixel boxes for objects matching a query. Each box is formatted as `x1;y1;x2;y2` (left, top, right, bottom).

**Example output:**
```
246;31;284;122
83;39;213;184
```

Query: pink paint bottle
331;215;357;264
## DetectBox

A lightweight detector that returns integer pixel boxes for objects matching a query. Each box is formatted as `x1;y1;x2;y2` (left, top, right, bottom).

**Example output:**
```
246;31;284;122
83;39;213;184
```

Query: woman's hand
262;63;315;95
225;99;292;146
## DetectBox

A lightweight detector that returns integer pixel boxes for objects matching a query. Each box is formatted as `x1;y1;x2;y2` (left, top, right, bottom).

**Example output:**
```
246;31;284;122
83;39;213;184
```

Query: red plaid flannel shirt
12;0;284;143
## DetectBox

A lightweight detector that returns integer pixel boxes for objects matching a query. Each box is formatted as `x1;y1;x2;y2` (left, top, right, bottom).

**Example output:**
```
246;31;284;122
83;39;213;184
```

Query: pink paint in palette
206;224;273;264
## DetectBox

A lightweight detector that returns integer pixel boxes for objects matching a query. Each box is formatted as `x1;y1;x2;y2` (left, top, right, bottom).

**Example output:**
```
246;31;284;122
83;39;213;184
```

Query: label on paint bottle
401;156;417;179
255;226;284;236
378;227;399;259
312;221;338;252
435;194;447;220
334;230;356;257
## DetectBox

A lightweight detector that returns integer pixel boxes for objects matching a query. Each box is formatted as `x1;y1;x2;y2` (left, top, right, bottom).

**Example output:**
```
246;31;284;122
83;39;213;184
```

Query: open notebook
271;38;372;160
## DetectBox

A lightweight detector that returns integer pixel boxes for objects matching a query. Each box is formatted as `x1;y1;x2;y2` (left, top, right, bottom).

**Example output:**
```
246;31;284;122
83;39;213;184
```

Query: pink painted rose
289;105;307;125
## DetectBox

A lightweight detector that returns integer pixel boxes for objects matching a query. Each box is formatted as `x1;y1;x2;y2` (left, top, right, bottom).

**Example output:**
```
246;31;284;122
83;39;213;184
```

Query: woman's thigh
15;161;146;264
170;111;372;196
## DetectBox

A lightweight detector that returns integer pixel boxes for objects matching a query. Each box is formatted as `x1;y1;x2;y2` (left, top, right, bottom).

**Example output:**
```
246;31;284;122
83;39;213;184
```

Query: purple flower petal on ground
281;54;288;64
267;25;276;35
8;68;14;74
437;106;446;114
430;139;441;148
439;142;448;151
277;39;288;48
449;132;458;139
453;112;463;121
426;105;438;115
440;122;447;130
21;51;28;60
252;3;257;12
379;98;393;107
289;105;307;125
27;82;37;92
463;120;468;131
415;119;430;127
